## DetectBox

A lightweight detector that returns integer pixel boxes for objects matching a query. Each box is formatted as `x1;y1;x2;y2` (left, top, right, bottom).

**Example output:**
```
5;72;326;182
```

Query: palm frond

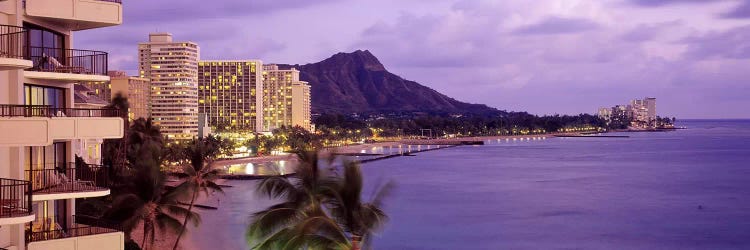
257;176;297;199
246;203;302;244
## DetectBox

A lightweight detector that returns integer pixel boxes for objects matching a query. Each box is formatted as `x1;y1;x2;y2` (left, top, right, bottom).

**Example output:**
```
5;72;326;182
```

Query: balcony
0;178;34;225
26;163;110;201
0;105;124;146
24;47;109;82
27;215;124;250
24;0;123;31
0;25;33;70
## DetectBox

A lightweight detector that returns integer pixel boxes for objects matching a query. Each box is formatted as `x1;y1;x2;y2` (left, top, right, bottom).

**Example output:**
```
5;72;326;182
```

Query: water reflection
226;161;289;176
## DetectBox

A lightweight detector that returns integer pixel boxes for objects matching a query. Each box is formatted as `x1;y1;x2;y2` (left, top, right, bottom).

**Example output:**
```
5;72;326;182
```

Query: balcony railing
25;163;110;194
26;215;122;243
96;0;123;3
0;178;32;219
0;25;27;59
0;105;121;118
26;46;108;75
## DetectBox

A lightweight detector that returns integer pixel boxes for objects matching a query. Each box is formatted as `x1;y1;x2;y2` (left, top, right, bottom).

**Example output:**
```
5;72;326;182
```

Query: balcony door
25;142;67;190
23;23;65;70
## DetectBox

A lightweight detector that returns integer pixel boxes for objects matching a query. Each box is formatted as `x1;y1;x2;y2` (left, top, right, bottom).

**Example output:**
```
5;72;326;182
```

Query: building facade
138;33;200;140
109;70;151;121
197;60;264;132
291;81;312;131
0;1;125;249
262;65;313;131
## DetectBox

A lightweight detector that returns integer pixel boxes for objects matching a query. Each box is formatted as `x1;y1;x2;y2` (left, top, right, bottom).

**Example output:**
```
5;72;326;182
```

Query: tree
328;161;392;250
247;151;393;250
246;151;350;249
170;136;226;250
104;135;197;250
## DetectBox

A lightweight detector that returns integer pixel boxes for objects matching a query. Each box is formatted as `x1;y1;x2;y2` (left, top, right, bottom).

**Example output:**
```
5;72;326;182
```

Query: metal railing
0;25;26;59
96;0;122;3
26;46;108;75
0;178;32;219
25;163;110;194
0;104;121;118
26;215;122;243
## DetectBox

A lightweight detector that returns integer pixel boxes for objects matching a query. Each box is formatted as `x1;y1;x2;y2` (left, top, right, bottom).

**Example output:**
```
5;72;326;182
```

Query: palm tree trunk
172;189;198;250
141;223;148;250
351;235;362;250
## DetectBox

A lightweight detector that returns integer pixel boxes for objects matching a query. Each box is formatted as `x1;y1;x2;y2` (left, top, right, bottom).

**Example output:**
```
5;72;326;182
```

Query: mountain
278;50;498;115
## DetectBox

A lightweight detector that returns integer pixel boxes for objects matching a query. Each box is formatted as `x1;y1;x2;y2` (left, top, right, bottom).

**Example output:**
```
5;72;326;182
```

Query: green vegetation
314;112;606;140
78;97;232;250
246;151;391;249
102;118;198;250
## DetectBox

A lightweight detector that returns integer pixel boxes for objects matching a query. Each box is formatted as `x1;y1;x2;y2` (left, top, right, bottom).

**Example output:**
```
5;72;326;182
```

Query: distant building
262;65;313;131
598;107;612;121
73;85;111;165
139;33;200;140
197;60;264;132
600;97;660;129
644;97;656;121
291;80;313;131
79;80;111;102
109;70;151;121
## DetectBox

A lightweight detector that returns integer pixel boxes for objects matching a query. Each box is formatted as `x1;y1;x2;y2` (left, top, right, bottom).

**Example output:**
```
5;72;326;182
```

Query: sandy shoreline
211;133;580;167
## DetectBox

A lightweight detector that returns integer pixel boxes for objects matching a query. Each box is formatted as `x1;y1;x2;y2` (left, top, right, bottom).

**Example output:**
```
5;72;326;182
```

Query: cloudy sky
76;0;750;119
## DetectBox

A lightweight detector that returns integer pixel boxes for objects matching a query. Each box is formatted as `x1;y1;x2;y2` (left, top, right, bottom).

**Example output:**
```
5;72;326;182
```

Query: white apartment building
138;33;200;140
0;0;125;250
262;65;313;131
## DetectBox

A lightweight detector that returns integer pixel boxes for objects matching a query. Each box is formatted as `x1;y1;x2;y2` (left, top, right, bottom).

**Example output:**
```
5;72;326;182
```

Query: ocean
186;120;750;249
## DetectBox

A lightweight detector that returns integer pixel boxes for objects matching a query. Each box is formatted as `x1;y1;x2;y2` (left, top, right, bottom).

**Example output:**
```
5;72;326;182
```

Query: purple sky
75;0;750;119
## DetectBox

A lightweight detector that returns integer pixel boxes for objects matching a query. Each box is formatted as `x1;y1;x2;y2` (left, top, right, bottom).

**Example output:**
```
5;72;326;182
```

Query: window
24;84;65;109
24;23;65;70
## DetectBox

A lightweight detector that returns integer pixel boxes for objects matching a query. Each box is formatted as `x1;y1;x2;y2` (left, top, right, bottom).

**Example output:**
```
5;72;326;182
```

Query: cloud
681;25;750;59
721;0;750;18
123;0;342;24
513;17;601;35
620;21;682;42
627;0;727;7
350;0;750;118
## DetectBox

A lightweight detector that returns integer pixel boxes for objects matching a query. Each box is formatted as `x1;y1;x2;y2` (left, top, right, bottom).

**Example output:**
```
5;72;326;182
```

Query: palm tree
105;139;198;250
328;161;392;250
171;136;225;250
246;151;350;249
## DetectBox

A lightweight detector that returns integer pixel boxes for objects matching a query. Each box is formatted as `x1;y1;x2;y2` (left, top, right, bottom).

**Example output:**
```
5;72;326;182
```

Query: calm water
187;120;750;249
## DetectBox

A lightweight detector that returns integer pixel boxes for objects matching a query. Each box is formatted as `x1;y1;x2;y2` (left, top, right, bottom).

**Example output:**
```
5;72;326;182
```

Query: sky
76;0;750;119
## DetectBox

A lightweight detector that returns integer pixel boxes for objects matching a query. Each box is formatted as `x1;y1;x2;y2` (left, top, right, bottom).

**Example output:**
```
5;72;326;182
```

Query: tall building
0;1;126;249
109;71;151;121
262;65;313;131
630;97;657;123
139;33;200;140
291;81;313;131
197;60;264;132
644;97;656;121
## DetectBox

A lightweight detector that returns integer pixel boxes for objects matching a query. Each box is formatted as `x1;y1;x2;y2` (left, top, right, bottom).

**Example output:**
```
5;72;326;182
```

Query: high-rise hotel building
108;71;151;121
138;33;200;140
198;60;264;132
0;0;126;249
262;65;312;131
